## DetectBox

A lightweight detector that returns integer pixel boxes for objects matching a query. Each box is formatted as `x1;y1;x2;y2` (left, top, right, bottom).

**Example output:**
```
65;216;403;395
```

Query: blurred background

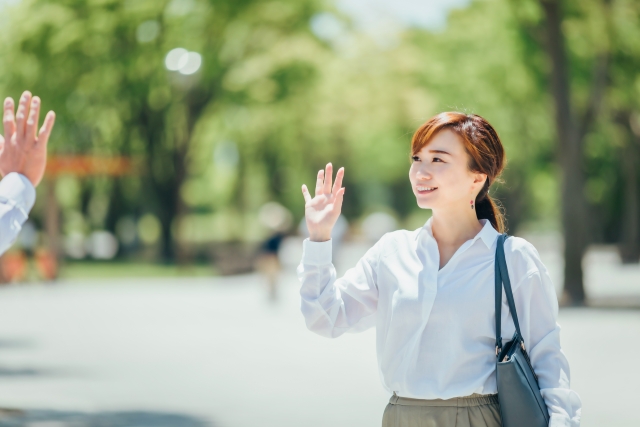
0;0;638;426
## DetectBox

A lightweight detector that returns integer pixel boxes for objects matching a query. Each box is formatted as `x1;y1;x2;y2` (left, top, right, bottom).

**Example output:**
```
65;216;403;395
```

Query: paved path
0;239;636;426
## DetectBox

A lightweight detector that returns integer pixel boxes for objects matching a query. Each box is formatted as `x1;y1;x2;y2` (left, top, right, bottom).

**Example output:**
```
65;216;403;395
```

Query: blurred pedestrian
296;113;581;427
256;230;286;300
0;90;56;256
255;202;293;300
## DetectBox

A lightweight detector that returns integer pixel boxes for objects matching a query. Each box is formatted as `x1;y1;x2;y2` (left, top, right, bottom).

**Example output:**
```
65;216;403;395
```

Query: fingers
301;184;312;204
15;91;32;141
314;169;324;196
35;110;56;149
313;163;345;198
323;163;333;195
332;166;344;196
334;187;346;211
25;96;41;146
3;97;15;142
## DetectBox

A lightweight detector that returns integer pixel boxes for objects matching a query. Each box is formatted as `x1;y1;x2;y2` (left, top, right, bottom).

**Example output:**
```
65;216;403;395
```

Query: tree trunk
619;112;640;263
540;0;588;304
172;141;189;265
45;178;61;279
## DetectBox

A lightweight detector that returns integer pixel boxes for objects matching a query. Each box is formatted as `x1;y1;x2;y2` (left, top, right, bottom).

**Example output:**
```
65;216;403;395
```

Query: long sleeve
512;245;582;427
296;233;386;339
0;173;36;256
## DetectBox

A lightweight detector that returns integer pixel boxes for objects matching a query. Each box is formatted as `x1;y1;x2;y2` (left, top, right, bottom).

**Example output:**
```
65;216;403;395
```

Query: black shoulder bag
495;233;549;427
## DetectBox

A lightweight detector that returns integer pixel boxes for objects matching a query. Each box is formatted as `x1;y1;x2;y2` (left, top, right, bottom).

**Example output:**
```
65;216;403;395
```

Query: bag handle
495;233;523;356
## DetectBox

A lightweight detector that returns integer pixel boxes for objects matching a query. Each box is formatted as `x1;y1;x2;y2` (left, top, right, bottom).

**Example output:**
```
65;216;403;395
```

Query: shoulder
503;235;545;289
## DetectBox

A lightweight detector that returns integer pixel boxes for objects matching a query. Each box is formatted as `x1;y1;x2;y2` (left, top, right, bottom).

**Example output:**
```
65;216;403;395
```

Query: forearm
297;260;346;338
296;237;379;338
515;265;582;426
531;327;582;426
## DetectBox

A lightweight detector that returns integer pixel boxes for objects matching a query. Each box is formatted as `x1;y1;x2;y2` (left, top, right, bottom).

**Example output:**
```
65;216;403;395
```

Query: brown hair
410;112;507;233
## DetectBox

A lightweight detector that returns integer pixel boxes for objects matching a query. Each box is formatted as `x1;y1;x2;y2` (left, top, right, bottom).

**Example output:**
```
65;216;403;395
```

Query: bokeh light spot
179;52;202;75
165;48;188;71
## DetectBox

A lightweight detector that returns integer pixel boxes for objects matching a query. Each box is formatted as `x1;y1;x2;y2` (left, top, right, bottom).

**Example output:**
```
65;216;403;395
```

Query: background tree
0;0;325;262
1;0;637;293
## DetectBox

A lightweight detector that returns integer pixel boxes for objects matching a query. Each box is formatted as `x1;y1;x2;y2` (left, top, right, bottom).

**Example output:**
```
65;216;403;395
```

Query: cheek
440;168;473;193
428;168;454;193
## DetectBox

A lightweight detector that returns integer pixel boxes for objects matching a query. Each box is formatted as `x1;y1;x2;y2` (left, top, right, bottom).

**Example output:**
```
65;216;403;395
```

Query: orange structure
0;156;138;283
46;155;136;177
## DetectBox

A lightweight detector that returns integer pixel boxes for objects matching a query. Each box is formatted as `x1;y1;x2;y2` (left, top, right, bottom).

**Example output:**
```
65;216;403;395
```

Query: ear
473;172;487;186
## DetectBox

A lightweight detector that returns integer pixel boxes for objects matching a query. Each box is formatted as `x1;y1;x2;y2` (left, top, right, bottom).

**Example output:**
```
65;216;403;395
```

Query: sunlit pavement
0;239;637;427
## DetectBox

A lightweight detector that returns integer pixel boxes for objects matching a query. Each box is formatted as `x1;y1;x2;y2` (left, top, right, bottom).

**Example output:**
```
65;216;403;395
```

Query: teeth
417;186;437;191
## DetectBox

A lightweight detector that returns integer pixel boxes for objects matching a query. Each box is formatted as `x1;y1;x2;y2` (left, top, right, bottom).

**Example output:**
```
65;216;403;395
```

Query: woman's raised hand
301;163;345;242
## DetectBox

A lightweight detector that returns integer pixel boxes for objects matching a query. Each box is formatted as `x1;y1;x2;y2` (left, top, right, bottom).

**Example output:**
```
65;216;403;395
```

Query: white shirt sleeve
296;234;386;338
0;173;36;256
512;245;582;427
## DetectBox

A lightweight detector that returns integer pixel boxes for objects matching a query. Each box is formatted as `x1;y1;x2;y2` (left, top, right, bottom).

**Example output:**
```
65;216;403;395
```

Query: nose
415;166;432;180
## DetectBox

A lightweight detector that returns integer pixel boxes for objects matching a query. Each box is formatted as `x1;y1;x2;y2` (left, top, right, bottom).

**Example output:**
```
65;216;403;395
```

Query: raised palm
0;91;56;187
301;163;345;242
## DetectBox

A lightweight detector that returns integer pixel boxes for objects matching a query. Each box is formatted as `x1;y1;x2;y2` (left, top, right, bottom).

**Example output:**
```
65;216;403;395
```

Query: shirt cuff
549;414;573;427
0;173;36;214
301;237;332;266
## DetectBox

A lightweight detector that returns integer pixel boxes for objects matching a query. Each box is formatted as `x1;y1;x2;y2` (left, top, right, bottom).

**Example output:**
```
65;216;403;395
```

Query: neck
430;206;483;247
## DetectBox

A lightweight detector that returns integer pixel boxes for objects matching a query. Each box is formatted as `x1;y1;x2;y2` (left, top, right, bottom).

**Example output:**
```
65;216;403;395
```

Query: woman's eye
411;156;420;162
433;157;443;163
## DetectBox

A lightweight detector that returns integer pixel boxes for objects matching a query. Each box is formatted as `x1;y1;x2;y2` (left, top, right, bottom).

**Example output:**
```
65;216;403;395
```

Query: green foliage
0;0;637;261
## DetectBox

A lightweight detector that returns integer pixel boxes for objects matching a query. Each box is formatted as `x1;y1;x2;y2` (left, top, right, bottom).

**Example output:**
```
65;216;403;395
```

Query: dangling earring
470;200;474;210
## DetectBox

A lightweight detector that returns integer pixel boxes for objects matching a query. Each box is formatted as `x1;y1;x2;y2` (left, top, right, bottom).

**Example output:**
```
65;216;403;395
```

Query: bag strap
495;232;523;356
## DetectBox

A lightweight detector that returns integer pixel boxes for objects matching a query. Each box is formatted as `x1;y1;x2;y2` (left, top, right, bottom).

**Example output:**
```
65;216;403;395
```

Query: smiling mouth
416;186;438;194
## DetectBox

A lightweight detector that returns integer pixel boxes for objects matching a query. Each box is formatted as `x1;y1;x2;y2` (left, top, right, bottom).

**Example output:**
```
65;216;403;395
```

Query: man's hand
0;90;56;187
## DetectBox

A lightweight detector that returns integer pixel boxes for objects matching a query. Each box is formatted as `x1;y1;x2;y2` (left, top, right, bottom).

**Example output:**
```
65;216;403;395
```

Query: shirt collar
414;216;499;250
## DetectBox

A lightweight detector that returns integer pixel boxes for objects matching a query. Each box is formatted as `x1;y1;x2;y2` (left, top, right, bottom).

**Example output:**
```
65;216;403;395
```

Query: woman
296;112;582;427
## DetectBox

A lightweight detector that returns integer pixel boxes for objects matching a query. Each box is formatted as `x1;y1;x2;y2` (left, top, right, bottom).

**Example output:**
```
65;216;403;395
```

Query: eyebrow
427;149;451;155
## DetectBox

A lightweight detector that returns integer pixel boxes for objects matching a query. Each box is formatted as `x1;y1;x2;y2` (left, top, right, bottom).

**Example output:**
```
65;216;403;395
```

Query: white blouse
297;216;582;427
0;172;35;256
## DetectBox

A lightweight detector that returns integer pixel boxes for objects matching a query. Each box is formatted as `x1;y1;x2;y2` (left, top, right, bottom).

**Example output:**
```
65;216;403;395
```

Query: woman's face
409;129;486;210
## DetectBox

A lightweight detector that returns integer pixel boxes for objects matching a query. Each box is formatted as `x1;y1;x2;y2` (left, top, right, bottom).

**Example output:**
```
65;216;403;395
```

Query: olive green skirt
381;392;501;427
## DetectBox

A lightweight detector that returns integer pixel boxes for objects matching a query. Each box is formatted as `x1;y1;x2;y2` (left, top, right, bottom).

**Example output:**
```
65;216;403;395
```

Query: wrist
309;234;331;242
